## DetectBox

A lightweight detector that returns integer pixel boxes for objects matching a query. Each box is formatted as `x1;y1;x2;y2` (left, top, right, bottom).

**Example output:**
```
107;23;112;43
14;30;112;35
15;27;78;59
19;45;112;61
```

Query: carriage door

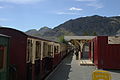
27;39;33;80
0;46;7;80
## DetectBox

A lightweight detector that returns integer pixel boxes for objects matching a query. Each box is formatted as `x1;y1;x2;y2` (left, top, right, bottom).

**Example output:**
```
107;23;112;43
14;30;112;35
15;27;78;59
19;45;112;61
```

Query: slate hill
26;15;120;41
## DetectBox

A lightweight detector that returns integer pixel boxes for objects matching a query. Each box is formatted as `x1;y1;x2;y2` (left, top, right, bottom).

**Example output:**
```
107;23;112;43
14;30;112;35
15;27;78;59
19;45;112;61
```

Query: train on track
0;27;71;80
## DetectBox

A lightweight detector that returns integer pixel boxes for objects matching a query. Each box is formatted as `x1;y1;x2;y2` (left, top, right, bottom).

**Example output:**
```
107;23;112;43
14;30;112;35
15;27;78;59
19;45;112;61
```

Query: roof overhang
64;36;96;52
64;36;96;41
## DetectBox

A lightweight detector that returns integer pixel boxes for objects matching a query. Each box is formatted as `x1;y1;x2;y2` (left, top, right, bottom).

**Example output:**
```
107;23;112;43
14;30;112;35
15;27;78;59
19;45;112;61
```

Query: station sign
92;70;111;80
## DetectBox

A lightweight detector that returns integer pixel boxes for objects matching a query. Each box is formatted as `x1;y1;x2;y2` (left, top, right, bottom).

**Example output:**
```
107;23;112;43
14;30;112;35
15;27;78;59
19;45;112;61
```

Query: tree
57;35;67;43
82;32;89;36
93;32;97;36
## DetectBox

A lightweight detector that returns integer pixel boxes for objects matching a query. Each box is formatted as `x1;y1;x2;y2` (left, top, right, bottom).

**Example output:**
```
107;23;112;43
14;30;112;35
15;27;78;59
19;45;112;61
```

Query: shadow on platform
46;51;74;80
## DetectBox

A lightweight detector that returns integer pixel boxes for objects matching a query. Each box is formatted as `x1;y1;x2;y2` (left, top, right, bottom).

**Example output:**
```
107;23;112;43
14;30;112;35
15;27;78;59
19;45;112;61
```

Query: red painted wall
91;36;120;69
93;37;99;66
97;36;107;69
104;44;120;69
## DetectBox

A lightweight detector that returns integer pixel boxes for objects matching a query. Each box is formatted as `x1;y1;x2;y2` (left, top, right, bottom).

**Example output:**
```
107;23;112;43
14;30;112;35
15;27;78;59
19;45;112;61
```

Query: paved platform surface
45;53;120;80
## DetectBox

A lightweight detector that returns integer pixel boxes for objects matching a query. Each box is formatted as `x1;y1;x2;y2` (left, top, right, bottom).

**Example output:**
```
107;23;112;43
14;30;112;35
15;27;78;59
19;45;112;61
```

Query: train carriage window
43;42;45;57
57;46;60;53
48;45;51;55
35;41;41;59
27;40;32;62
51;45;53;56
54;46;57;53
57;46;59;53
43;42;48;57
0;46;5;70
48;45;53;57
54;46;60;54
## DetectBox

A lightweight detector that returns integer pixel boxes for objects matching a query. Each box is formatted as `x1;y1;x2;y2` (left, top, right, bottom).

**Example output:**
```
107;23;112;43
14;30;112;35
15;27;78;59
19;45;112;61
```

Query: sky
0;0;120;31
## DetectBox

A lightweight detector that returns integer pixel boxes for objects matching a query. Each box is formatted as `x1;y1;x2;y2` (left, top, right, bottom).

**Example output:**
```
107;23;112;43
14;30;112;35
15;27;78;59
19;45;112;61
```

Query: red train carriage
0;27;68;80
27;37;55;80
89;36;120;69
0;27;52;80
0;27;28;80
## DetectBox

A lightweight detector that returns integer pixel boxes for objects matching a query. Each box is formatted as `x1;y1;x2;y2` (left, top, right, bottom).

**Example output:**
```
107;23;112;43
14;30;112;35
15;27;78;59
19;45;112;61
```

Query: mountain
38;27;52;35
25;15;120;41
26;29;38;35
26;26;52;38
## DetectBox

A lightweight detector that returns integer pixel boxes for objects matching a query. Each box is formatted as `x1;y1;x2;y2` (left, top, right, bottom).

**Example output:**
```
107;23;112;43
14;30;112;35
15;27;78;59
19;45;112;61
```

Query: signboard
108;36;120;44
84;46;89;52
92;70;111;80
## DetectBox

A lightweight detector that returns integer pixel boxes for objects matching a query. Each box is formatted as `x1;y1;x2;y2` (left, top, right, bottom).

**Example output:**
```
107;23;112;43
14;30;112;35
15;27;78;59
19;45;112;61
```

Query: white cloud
87;2;103;9
76;0;104;9
0;6;4;8
76;0;96;2
69;7;83;11
57;12;79;15
0;0;43;4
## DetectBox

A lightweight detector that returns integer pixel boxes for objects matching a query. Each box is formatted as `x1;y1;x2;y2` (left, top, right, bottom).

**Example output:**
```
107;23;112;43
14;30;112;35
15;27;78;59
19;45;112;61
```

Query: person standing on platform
75;49;79;60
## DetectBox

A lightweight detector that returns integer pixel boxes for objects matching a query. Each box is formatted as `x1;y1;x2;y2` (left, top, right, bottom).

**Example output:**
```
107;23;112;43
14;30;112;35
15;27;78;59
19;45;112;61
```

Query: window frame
43;42;48;58
48;45;54;57
26;39;33;63
35;41;41;60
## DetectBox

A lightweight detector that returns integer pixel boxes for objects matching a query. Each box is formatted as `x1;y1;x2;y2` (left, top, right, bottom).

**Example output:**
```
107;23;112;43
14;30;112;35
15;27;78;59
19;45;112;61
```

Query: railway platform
45;51;120;80
45;52;96;80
